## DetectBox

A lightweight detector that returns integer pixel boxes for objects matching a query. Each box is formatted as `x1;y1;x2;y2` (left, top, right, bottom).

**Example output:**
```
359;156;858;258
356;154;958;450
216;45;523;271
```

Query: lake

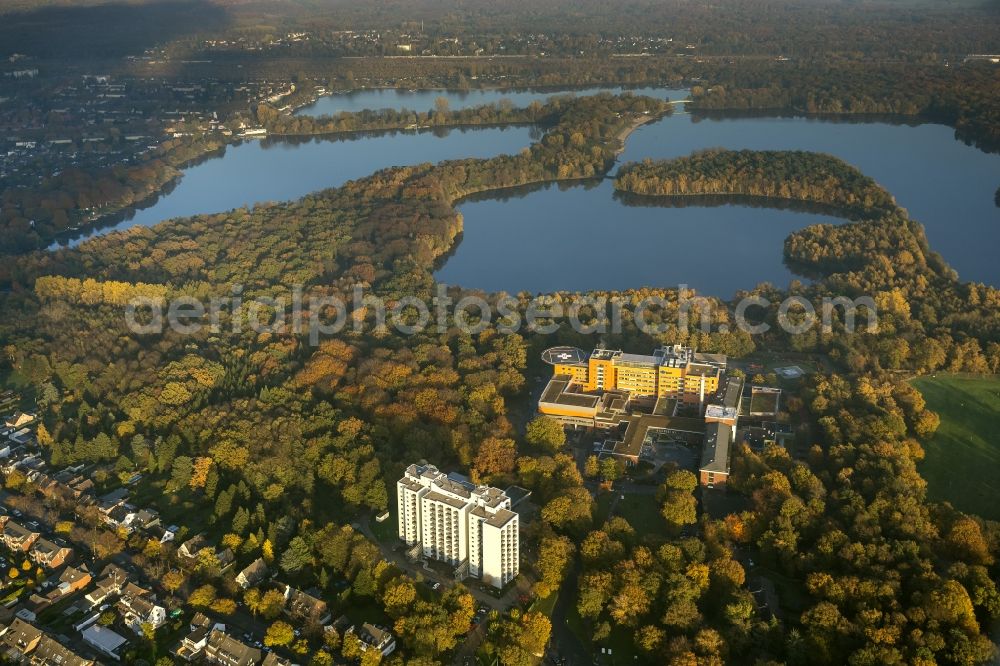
294;86;690;116
52;125;538;249
436;113;1000;296
53;87;1000;298
434;180;845;296
55;86;687;249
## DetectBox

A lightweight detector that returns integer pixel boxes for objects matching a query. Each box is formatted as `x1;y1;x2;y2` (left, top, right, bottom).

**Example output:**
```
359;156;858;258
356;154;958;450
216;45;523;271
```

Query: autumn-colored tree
188;584;217;609
162;570;185;595
265;620;295;647
599;456;622;482
189;457;214;490
525;416;566;453
946;518;993;566
382;577;417;618
36;423;54;447
533;532;575;598
541;487;593;532
211;598;237;615
473;436;517;479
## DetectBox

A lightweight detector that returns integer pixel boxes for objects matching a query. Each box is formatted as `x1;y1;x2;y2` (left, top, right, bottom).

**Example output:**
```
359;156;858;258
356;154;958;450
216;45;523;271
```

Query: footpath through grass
912;374;1000;520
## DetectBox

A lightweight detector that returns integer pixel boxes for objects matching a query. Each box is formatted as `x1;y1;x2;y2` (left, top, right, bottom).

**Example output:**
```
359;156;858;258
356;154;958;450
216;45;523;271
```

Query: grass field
912;374;1000;521
594;490;670;542
368;509;397;543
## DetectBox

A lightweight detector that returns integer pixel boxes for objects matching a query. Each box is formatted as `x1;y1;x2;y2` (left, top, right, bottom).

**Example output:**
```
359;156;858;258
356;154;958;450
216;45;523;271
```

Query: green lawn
912;374;1000;520
596;491;665;538
614;494;665;538
529;590;558;617
368;510;397;544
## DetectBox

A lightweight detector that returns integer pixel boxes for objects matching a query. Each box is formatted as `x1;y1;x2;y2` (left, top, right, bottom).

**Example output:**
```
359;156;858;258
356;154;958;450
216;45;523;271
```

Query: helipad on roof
541;346;588;366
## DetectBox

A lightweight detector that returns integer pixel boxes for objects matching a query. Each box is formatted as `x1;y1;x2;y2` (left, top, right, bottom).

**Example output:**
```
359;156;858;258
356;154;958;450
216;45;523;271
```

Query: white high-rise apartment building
397;464;519;590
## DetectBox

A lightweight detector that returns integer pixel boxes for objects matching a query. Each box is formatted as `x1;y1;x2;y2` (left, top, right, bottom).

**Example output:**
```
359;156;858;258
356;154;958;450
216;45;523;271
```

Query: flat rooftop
749;387;781;414
504;486;532;507
693;351;728;368
686;363;720;377
617;414;707;459
484;508;517;528
700;421;733;474
705;404;739;421
652;396;677;416
540;376;600;409
721;376;744;410
424;491;469;510
617;352;660;367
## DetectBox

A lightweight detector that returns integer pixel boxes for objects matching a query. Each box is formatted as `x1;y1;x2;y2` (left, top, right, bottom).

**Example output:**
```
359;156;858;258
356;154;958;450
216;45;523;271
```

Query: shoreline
614;112;666;155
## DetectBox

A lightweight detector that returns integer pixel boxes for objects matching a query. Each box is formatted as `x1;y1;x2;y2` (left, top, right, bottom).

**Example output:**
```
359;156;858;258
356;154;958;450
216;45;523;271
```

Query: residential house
117;582;167;633
48;473;95;500
22;591;52;618
34;475;59;497
350;622;396;657
29;537;72;569
178;534;209;559
4;413;35;430
53;467;93;492
203;628;261;666
103;505;135;530
147;523;177;544
283;585;331;624
261;652;293;666
217;547;236;569
70;477;96;497
84;564;129;608
55;564;92;596
1;521;39;552
0;451;36;476
0;618;42;660
8;429;34;447
235;558;268;589
0;619;94;664
126;508;160;532
33;634;95;665
0;391;18;414
173;613;216;662
97;488;130;515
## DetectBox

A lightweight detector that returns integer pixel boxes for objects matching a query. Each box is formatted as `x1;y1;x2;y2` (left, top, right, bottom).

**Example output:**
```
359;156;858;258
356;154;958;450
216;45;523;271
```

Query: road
548;557;590;666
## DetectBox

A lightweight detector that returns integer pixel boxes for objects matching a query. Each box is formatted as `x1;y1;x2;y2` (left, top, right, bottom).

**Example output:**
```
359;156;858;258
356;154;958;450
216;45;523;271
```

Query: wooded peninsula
615;150;899;219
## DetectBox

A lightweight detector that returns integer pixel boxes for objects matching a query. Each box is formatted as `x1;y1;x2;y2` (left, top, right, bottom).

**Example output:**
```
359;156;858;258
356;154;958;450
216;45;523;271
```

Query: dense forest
257;97;557;137
2;88;1000;663
615;150;899;219
689;62;1000;153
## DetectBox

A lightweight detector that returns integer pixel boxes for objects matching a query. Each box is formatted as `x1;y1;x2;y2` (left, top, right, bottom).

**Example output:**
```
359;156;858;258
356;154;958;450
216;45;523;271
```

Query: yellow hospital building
538;345;740;487
541;345;726;420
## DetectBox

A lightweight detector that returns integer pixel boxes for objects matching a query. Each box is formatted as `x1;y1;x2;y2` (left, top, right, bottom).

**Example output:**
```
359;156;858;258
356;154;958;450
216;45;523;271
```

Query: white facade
397;464;519;589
